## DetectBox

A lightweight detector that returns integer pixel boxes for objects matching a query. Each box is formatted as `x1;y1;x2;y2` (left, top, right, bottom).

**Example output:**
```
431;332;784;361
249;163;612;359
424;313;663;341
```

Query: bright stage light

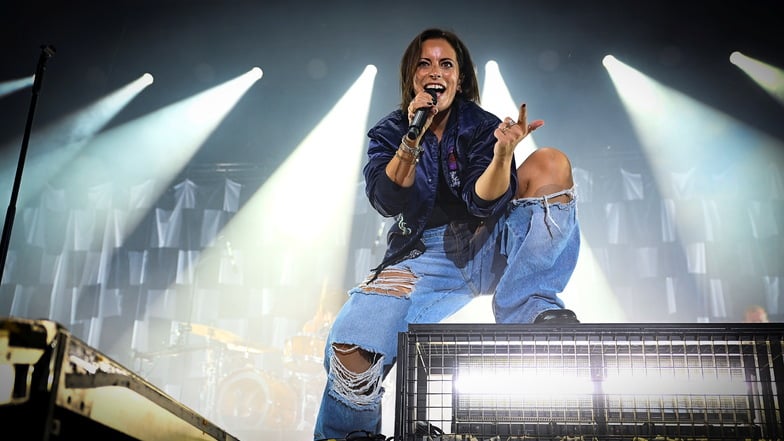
0;75;35;99
729;51;784;105
602;55;662;114
604;55;784;182
455;370;593;396
0;73;155;206
481;60;537;162
208;64;376;314
38;67;263;240
604;56;784;320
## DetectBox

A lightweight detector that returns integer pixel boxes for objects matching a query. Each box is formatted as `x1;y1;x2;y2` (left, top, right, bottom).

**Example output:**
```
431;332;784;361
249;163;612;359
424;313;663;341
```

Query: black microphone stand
0;45;56;284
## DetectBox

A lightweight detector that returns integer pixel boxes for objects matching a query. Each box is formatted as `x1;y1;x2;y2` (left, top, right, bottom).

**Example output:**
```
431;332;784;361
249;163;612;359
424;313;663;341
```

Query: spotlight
728;51;784;104
0;75;35;98
602;54;617;67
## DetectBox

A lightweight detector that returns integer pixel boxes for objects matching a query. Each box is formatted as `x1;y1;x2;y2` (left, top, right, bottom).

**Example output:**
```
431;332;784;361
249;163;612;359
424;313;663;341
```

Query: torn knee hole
332;343;378;373
360;268;416;297
330;344;384;407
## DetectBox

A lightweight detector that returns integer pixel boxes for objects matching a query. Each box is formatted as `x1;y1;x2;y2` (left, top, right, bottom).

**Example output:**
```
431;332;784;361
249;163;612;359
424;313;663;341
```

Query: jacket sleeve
363;115;412;218
460;117;518;218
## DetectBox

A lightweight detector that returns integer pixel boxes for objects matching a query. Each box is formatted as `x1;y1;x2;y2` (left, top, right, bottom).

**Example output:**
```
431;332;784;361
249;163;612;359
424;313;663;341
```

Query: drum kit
211;330;329;433
163;311;333;434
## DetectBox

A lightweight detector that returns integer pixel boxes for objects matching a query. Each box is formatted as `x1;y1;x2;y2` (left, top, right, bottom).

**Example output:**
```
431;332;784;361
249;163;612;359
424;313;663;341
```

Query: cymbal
185;322;243;345
180;322;276;354
133;345;209;359
225;341;276;354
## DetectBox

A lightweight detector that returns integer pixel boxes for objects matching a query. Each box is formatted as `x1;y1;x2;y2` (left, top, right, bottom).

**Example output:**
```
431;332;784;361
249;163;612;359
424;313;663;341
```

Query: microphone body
406;89;438;140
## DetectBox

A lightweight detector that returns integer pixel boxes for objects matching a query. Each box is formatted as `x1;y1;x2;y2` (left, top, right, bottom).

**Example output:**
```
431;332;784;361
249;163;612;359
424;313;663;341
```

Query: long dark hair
399;28;480;112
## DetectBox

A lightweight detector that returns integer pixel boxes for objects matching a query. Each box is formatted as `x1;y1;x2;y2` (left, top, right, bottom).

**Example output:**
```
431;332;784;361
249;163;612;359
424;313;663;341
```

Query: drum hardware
214;368;300;431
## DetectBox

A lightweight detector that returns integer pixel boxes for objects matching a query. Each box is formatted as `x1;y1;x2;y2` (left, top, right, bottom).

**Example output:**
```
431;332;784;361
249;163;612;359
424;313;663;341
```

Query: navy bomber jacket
363;96;518;274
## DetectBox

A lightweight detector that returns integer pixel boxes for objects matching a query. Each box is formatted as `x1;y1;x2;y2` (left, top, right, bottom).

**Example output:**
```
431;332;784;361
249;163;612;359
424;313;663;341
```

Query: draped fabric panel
0;157;781;426
2;159;779;328
573;157;784;322
2;175;250;355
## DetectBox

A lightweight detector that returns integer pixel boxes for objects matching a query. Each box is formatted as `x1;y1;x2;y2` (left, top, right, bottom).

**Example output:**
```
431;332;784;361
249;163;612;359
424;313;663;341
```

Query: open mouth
424;84;446;100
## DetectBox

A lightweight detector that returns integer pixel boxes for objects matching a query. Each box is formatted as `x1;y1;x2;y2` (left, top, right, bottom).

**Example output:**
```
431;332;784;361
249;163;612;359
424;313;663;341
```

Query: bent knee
516;147;574;200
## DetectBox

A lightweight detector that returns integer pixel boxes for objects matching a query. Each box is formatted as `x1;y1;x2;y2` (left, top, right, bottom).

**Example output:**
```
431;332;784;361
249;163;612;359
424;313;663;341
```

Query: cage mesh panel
395;323;783;440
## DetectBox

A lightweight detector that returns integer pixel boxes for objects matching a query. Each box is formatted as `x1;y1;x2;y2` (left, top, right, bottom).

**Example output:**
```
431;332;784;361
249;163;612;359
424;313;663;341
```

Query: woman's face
414;38;460;114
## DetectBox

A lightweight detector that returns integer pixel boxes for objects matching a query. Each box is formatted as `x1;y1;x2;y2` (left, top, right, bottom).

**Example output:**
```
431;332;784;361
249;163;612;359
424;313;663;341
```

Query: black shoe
345;430;387;441
415;421;444;437
533;308;580;324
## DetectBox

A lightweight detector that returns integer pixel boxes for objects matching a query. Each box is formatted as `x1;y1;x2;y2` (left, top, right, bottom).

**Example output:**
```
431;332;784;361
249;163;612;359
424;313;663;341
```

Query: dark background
2;0;783;168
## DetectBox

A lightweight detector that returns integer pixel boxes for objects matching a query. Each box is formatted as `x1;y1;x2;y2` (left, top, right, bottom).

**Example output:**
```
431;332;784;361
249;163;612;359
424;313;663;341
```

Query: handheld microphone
406;88;438;140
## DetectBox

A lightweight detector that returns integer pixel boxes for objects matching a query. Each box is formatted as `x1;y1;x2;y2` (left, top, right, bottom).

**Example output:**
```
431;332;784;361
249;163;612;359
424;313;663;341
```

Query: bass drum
283;334;326;377
215;369;300;431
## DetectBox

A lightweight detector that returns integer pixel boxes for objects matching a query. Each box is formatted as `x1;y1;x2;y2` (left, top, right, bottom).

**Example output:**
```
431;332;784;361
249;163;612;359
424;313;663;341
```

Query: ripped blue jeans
313;188;579;439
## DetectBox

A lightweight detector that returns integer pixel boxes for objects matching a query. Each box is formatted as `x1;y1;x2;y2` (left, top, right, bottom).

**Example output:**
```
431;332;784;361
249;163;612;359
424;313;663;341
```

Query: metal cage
395;323;784;440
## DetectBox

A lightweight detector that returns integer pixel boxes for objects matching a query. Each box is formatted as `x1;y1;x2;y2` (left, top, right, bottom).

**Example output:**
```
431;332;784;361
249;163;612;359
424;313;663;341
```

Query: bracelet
399;137;422;160
395;149;417;164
